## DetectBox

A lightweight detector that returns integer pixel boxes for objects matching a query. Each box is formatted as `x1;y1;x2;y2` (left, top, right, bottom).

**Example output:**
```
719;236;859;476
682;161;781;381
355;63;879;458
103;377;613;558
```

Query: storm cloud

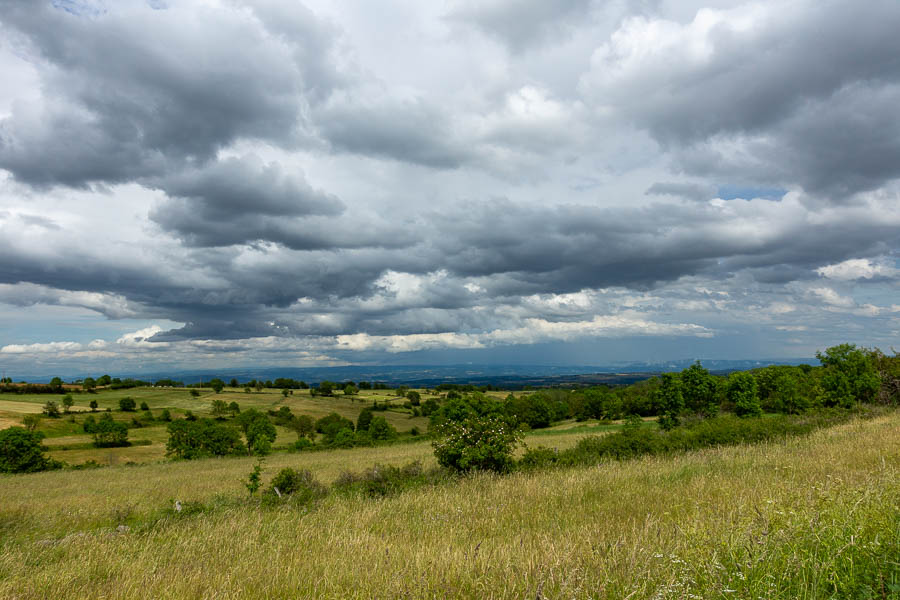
0;0;898;373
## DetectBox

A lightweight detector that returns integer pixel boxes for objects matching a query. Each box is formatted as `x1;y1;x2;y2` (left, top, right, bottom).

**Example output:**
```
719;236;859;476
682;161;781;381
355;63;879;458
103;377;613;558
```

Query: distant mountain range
18;358;816;388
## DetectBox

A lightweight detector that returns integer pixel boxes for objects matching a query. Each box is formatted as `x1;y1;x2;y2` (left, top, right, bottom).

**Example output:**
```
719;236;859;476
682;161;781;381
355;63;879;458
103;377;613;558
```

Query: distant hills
18;358;815;388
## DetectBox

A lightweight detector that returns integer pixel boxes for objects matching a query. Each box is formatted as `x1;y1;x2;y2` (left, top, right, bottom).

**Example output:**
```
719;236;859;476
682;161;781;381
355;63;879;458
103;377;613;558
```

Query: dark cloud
584;0;900;197
0;1;338;187
316;93;473;169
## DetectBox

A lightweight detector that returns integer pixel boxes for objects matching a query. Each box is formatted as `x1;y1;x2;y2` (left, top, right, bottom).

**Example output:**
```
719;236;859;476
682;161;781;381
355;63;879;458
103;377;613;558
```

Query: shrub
518;445;560;470
432;414;522;473
264;468;326;504
139;401;149;411
89;399;98;411
0;427;54;474
166;419;245;459
119;397;137;412
160;409;172;422
406;390;421;405
333;461;431;498
92;414;129;448
290;438;315;452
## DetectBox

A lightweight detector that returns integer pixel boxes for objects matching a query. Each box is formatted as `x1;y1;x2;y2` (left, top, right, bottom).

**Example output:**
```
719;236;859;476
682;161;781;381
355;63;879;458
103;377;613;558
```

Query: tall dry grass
0;412;897;599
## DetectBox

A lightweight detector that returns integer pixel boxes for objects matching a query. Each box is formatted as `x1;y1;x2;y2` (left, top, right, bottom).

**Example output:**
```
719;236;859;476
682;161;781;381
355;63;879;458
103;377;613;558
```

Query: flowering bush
432;414;521;473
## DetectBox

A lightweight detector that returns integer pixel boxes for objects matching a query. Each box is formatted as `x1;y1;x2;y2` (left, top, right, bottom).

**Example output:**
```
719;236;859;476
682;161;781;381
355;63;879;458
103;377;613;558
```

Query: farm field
0;386;446;466
1;410;897;598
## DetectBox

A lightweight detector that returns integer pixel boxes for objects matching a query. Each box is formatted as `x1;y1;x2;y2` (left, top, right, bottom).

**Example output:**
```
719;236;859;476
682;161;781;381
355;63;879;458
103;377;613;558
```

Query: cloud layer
1;0;898;373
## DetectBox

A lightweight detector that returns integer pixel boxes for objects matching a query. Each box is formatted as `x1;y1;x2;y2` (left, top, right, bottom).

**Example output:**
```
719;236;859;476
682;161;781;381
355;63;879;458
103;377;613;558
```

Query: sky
1;0;899;377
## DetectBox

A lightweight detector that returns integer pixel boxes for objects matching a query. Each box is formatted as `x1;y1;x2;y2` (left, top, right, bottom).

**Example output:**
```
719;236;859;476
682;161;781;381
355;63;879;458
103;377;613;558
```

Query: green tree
288;414;316;440
229;378;239;388
119;397;137;412
82;377;96;392
190;389;201;398
165;419;244;459
728;372;761;417
209;378;225;394
49;377;63;389
343;384;358;396
211;398;229;419
317;381;335;396
680;362;719;417
356;407;374;432
42;400;61;418
368;415;397;441
89;399;98;412
406;390;421;405
237;409;277;456
657;373;684;430
62;394;74;413
816;344;880;408
0;427;52;474
228;401;241;416
92;414;129;447
97;374;112;386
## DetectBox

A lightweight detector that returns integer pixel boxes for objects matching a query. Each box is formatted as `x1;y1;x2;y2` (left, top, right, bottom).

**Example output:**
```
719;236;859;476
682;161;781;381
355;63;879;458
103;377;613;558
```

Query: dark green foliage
92;414;129;447
817;344;880;408
264;468;326;504
228;401;241;416
368;415;397;441
553;412;852;468
728;372;761;417
209;378;225;393
89;399;98;411
657;373;684;429
343;384;358;396
0;427;54;474
316;380;336;396
290;438;314;452
518;445;560;470
573;387;620;421
315;413;355;437
160;409;172;422
420;398;439;416
270;406;294;426
432;413;522;473
288;414;315;440
82;377;96;391
229;378;239;388
83;415;97;433
429;392;503;429
139;401;149;411
505;392;555;428
236;409;277;456
62;394;74;413
118;397;136;412
333;461;435;498
190;389;200;398
356;407;374;432
165;419;245;459
406;390;421;405
680;362;720;416
42;400;61;418
22;414;39;431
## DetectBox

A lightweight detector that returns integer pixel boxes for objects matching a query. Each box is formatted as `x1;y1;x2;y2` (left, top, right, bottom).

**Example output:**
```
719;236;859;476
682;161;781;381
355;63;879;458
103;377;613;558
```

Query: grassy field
0;386;443;465
1;410;897;598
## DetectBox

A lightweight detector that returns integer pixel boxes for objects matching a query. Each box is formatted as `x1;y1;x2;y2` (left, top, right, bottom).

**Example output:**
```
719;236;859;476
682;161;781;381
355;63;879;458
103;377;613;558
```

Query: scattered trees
91;414;129;447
